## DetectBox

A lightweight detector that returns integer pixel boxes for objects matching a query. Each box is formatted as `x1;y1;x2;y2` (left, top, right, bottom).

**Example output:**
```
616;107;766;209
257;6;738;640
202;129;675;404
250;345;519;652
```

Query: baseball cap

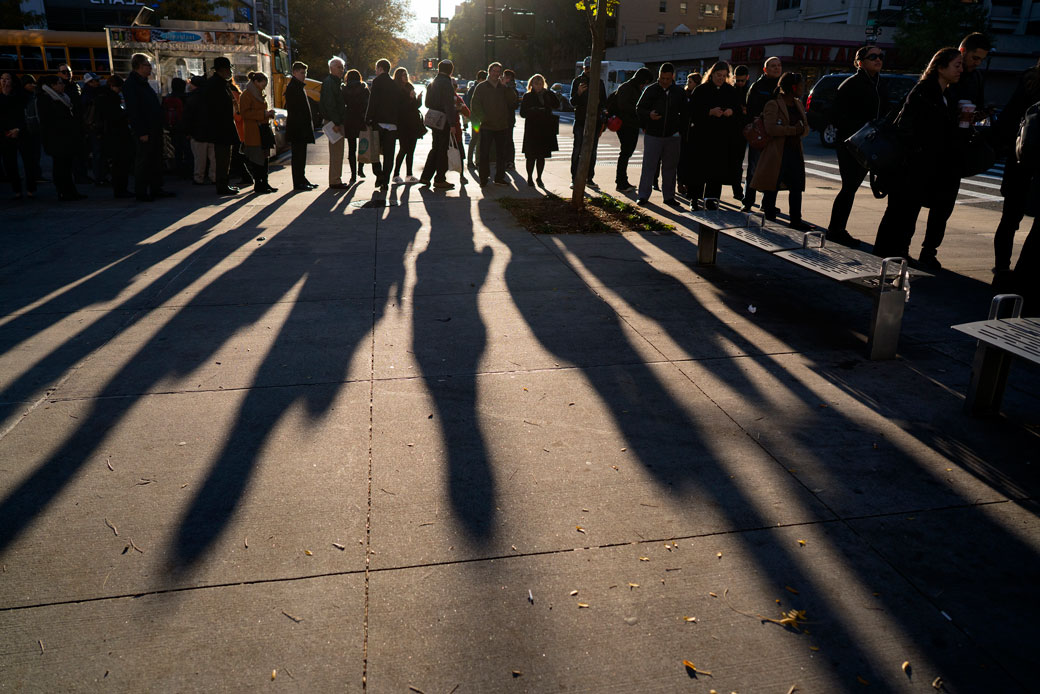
83;72;100;83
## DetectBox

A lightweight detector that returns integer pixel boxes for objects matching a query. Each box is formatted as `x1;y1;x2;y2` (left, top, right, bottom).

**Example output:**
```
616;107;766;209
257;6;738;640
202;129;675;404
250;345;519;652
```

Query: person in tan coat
749;72;811;230
238;71;277;194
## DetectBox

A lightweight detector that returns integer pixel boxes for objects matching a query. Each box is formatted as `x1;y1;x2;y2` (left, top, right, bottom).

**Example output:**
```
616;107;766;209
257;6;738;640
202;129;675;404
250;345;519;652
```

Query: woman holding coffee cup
872;47;964;270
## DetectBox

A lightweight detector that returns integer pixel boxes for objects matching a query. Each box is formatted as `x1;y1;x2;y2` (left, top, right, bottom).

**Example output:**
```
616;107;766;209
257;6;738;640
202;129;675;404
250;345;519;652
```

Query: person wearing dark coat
991;60;1040;280
285;61;317;190
749;72;811;230
123;53;171;201
202;56;242;195
519;74;560;187
635;62;686;205
365;58;401;187
873;48;966;266
686;62;743;211
36;75;83;200
184;75;214;184
0;71;28;198
18;75;42;191
743;56;782;211
391;67;423;182
419;60;458;189
92;75;133;197
570;57;608;184
342;70;370;184
611;67;653;191
57;63;90;184
825;46;890;247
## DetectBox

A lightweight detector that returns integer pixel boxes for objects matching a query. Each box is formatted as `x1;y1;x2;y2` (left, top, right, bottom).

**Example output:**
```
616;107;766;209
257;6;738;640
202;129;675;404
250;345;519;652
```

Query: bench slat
952;318;1040;364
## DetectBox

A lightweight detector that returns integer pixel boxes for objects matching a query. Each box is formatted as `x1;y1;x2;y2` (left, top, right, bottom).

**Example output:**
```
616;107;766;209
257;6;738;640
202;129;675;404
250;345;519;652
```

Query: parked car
805;72;918;147
550;82;573;112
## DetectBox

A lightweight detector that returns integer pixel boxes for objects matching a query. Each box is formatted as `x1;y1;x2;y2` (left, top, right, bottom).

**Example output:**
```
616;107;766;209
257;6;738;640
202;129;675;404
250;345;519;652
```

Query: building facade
17;0;290;39
606;0;1040;105
617;0;731;46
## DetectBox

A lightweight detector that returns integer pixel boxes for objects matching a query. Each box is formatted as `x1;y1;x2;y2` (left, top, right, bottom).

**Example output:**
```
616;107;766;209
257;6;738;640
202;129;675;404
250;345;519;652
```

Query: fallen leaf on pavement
682;660;712;676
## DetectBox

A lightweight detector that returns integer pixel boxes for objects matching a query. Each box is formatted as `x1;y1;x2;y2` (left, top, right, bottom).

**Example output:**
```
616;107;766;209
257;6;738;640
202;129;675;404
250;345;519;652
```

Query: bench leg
964;343;1013;416
866;289;905;360
697;223;717;265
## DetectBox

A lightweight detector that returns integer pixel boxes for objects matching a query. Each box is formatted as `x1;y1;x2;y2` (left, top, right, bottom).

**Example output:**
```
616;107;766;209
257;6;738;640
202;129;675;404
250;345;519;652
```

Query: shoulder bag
742;116;771;150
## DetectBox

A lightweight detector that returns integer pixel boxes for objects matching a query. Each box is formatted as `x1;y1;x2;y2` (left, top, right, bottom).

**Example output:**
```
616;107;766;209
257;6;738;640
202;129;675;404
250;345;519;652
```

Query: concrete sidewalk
0;134;1037;693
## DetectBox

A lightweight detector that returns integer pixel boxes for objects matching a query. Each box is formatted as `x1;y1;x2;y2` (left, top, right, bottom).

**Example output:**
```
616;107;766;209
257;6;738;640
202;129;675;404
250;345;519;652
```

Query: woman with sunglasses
825;46;889;248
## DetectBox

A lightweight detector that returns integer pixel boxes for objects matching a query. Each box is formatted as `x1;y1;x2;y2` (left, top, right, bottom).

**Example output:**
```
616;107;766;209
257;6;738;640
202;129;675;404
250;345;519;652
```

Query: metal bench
681;203;928;360
952;294;1040;416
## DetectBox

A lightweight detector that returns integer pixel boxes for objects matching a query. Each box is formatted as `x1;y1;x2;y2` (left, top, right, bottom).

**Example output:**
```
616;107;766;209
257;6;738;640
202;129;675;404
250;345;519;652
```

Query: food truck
105;19;321;151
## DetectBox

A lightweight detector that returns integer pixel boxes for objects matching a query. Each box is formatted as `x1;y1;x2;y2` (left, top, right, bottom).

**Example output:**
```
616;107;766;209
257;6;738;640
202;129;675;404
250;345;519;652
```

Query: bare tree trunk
570;3;608;208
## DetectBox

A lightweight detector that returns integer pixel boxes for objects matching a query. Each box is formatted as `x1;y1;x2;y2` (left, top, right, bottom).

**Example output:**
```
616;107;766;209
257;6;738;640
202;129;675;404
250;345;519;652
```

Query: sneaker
393;176;404;183
433;180;455;190
405;175;419;183
636;198;649;206
616;183;634;193
494;179;508;186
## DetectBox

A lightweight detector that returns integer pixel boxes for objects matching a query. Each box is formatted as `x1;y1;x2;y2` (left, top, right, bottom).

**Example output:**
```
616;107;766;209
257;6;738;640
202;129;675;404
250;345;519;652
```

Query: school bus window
44;46;67;70
69;46;92;72
0;46;17;71
20;46;44;71
93;49;110;72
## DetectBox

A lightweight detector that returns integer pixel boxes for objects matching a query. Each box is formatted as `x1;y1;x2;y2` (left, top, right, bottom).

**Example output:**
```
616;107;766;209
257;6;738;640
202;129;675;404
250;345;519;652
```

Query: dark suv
805;72;918;147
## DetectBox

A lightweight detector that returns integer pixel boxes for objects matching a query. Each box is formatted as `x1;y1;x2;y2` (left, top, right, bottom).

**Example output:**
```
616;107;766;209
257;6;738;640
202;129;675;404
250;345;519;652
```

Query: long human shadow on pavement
552;225;1039;687
483;197;1032;690
171;197;391;568
0;194;363;561
411;193;495;540
0;198;255;423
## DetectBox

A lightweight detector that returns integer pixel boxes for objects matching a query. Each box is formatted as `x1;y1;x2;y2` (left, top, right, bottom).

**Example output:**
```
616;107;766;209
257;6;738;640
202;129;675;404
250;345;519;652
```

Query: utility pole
437;0;442;61
485;0;495;68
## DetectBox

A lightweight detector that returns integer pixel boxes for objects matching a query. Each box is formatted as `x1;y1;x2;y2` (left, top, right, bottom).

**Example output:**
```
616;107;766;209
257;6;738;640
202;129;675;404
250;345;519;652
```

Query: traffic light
422;58;436;70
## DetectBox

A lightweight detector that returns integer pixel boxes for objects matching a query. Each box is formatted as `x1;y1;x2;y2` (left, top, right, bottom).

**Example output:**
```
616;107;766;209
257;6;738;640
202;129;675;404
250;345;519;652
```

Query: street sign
430;16;449;23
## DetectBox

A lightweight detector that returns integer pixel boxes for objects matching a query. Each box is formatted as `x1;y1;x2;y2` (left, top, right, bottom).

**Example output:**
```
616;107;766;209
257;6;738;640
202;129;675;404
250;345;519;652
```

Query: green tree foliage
0;0;43;28
443;0;590;82
894;0;991;73
289;0;411;79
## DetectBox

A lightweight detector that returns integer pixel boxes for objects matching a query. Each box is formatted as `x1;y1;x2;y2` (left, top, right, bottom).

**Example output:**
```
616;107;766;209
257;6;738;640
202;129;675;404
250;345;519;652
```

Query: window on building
659;1;667;12
701;2;721;15
776;0;801;10
44;46;67;71
657;23;665;34
680;1;688;13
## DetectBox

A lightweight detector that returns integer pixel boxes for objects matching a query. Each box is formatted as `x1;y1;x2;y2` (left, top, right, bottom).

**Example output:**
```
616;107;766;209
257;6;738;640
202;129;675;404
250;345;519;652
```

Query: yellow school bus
0;29;110;76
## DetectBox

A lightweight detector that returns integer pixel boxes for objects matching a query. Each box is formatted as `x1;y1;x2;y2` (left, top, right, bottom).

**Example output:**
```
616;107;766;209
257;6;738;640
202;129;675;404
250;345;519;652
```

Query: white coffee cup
958;100;975;128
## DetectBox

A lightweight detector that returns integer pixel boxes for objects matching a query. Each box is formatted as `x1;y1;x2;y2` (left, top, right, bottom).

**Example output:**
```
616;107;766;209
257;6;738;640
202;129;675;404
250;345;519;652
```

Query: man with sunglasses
825;46;889;248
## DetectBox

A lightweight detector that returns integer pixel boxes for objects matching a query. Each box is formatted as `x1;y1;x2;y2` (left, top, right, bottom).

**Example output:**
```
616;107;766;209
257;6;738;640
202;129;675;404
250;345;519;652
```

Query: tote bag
447;132;463;173
358;127;379;164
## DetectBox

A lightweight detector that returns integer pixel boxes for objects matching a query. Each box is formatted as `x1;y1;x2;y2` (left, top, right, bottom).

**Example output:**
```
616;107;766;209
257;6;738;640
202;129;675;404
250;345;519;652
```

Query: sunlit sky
404;0;459;44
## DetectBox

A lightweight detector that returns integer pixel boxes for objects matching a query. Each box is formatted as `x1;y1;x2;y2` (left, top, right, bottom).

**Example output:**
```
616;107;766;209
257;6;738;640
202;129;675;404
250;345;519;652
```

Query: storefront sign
792;45;858;64
730;45;765;63
107;27;257;53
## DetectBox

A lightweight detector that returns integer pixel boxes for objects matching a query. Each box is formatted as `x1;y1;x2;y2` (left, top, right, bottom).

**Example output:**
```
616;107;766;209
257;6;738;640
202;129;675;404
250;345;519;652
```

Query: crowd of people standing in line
1;37;1037;302
587;32;1035;295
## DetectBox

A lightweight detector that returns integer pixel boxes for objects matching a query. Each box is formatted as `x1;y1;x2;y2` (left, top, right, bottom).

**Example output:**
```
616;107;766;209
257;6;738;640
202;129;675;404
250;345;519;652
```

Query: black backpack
1016;100;1040;170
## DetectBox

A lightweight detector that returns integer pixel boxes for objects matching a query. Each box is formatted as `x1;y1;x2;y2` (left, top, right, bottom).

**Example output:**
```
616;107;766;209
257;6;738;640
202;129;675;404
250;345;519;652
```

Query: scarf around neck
246;81;266;107
42;84;71;110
